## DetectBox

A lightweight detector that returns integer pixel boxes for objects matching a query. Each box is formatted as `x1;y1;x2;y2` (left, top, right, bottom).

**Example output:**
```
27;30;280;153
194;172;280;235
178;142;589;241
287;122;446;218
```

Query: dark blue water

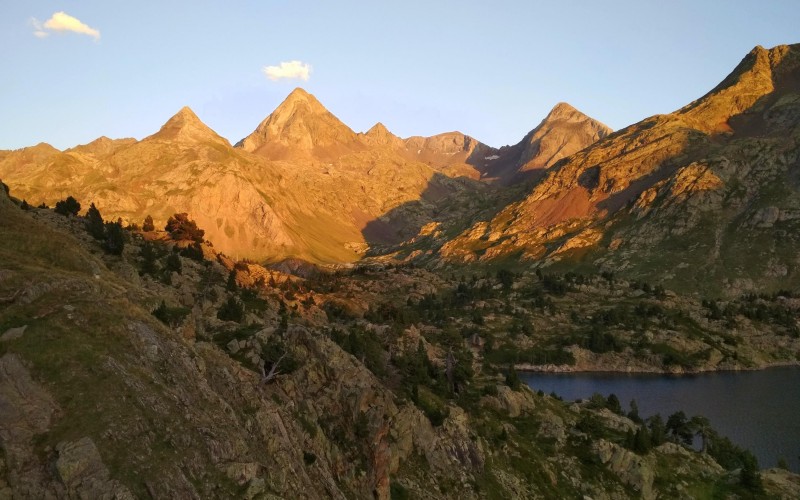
522;367;800;472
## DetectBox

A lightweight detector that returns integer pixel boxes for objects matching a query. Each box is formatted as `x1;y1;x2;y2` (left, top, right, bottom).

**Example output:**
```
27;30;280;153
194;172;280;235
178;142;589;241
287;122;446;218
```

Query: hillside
1;184;797;498
439;44;800;296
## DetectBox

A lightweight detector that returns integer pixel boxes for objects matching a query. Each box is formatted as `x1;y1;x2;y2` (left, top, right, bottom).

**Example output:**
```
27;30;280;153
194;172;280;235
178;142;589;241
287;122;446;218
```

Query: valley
1;41;799;499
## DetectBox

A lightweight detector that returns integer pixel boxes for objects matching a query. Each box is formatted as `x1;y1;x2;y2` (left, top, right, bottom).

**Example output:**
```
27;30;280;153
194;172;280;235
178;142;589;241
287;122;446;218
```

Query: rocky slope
440;44;800;296
1;184;797;498
0;99;475;263
0;88;609;266
479;102;612;185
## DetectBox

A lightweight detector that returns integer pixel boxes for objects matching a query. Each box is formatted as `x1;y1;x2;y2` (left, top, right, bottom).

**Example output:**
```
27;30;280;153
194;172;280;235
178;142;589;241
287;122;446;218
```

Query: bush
54;196;81;216
152;300;190;327
180;242;204;261
139;242;160;277
165;213;204;242
505;365;521;391
217;295;244;322
390;482;410;500
165;252;182;274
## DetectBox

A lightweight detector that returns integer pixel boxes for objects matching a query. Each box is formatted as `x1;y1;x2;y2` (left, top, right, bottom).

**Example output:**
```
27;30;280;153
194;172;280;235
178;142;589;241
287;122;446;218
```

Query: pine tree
165;252;182;274
85;203;105;240
606;393;623;415
142;215;155;232
102;220;125;255
139;242;159;277
739;453;763;492
633;426;652;454
647;414;666;446
627;399;643;423
226;270;238;291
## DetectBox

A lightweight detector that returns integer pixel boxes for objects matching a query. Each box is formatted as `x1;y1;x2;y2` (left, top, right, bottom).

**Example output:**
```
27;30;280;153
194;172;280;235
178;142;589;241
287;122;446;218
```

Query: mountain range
1;43;799;499
2;44;799;296
0;86;610;265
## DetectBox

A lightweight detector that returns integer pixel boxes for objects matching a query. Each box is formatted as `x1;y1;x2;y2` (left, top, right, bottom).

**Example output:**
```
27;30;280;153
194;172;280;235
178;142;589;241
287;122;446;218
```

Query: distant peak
274;87;327;113
235;88;358;154
147;106;226;144
366;122;390;135
170;106;201;122
287;87;312;99
545;102;581;120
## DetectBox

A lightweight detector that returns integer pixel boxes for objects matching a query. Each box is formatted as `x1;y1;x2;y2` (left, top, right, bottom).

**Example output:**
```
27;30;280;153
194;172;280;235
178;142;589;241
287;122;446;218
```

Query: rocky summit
0;43;799;499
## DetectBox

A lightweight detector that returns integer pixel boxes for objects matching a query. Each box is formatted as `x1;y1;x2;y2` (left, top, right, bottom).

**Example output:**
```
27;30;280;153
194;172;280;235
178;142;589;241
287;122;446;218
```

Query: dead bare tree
261;352;287;383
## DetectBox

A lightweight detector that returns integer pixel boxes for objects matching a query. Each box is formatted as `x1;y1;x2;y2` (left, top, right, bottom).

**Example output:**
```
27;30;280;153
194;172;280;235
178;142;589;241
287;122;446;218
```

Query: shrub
152;300;190;327
54;196;80;216
180;242;204;261
165;213;204;242
165;252;182;274
390;482;410;500
505;365;521;390
217;295;244;322
139;242;160;277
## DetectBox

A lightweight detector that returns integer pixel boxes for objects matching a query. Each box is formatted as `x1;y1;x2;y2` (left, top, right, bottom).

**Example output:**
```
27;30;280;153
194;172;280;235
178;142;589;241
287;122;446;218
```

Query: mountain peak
286;87;313;100
271;88;330;118
514;103;612;173
367;122;390;135
547;102;579;117
235;89;360;156
361;122;402;148
677;43;799;132
146;106;227;144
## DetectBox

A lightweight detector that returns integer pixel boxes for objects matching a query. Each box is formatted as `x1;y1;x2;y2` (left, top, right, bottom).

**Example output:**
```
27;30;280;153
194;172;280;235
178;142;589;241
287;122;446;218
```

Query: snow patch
484;155;500;161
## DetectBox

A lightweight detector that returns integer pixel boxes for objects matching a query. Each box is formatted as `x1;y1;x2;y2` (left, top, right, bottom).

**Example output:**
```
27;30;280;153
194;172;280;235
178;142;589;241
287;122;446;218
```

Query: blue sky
1;1;798;150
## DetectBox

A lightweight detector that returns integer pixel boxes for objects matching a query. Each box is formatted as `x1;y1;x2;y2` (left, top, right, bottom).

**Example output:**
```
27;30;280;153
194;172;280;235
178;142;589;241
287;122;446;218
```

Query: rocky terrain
0;89;606;266
439;44;800;297
1;184;798;498
1;41;800;499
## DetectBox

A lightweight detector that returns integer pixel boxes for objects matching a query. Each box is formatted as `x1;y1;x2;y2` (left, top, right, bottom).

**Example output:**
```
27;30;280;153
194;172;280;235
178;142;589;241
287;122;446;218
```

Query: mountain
440;44;800;296
146;106;230;145
235;87;365;160
470;102;613;185
0;88;609;265
0;97;476;262
517;102;612;172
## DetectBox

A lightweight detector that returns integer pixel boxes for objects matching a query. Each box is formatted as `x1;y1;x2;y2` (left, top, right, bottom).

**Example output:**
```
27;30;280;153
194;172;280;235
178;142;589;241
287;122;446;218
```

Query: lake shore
515;359;800;375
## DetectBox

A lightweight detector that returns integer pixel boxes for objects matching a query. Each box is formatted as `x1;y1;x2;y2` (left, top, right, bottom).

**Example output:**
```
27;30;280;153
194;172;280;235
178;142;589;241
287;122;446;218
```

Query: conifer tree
142;215;155;232
85;203;106;240
102;220;125;255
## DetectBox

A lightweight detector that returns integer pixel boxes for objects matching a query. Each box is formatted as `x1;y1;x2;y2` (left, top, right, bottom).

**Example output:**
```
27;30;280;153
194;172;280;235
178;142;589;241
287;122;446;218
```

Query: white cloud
31;12;100;41
262;60;312;81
